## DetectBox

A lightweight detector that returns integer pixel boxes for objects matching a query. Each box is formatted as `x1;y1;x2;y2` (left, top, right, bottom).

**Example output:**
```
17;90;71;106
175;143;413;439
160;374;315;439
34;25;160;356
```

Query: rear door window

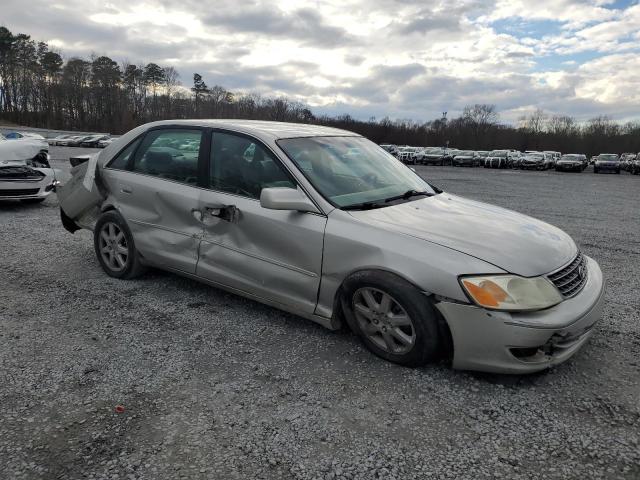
131;129;202;185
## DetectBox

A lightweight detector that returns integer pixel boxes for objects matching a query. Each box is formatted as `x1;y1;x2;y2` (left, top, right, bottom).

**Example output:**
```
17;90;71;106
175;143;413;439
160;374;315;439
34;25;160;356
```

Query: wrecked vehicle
58;120;605;374
452;151;480;167
484;150;509;169
0;136;57;203
556;154;586;172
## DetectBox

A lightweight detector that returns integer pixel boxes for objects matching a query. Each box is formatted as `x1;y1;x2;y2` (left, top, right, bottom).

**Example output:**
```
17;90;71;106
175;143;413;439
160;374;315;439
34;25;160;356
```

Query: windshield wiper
383;189;434;203
341;200;385;211
342;189;438;211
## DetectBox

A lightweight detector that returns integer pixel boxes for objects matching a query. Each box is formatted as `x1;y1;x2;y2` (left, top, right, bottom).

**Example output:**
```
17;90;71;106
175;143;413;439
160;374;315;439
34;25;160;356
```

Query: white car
48;134;75;146
98;138;115;148
0;138;58;203
4;131;46;141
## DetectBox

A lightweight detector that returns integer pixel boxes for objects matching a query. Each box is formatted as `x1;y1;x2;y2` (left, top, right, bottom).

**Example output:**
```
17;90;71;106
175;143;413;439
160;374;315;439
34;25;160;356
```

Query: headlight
459;275;563;311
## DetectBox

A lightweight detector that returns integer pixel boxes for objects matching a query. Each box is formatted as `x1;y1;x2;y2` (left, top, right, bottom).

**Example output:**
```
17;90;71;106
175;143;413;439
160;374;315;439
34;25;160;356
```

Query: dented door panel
101;169;203;274
196;190;327;314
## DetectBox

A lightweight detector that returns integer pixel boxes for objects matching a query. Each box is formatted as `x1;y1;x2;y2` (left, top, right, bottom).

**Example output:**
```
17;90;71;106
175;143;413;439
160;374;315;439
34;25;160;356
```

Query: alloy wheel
352;287;416;354
98;222;129;272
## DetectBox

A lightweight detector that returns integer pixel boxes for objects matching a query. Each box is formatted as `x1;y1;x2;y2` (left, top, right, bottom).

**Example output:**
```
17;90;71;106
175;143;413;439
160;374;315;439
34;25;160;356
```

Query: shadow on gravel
468;368;553;388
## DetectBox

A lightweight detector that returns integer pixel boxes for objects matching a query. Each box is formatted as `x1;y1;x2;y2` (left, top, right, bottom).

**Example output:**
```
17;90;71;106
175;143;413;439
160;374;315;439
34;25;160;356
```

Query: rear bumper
436;256;605;374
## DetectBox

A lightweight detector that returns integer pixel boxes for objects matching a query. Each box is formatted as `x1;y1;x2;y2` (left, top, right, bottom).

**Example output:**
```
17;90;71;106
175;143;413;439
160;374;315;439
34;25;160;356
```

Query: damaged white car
0;136;57;203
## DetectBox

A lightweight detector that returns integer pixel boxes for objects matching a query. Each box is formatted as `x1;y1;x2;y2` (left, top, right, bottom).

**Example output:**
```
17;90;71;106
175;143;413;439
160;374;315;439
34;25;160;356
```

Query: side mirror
260;187;320;214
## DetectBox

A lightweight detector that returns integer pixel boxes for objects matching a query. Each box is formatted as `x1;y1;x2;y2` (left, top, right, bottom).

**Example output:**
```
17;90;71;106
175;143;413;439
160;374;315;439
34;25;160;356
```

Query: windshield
491;151;508;158
278;136;435;208
561;155;581;160
599;154;619;161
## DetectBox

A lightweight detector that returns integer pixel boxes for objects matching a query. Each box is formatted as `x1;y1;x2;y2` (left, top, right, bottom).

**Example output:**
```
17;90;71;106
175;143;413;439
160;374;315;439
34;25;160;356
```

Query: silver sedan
58;120;605;374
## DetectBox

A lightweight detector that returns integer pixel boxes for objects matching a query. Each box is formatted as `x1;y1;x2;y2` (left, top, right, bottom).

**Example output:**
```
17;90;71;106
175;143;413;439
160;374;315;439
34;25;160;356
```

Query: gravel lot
1;147;639;479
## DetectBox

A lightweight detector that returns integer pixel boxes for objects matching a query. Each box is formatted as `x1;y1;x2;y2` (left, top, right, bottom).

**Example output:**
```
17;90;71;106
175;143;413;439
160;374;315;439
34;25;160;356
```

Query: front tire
341;271;442;367
94;211;146;279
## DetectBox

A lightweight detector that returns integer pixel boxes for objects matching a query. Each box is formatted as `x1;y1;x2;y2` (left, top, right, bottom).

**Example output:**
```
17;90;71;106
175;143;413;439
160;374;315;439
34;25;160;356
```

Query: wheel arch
332;267;454;359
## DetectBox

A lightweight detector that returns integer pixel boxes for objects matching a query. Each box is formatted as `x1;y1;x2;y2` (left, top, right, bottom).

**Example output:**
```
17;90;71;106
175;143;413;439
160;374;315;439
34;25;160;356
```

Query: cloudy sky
3;0;640;123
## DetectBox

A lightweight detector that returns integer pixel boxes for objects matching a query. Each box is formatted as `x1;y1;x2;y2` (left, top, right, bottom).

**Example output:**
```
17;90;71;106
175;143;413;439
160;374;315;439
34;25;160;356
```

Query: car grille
0;166;45;181
0;188;40;197
547;252;588;298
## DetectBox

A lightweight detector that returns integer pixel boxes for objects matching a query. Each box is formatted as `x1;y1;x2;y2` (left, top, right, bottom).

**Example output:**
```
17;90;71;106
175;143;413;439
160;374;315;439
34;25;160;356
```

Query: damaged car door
195;130;327;314
100;128;206;274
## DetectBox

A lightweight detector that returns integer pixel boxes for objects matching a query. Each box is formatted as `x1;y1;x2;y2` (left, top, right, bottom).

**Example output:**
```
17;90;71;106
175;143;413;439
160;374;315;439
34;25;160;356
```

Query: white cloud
1;0;639;123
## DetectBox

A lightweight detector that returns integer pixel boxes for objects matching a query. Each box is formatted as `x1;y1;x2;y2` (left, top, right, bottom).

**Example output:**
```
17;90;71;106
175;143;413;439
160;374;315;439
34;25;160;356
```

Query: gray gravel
1;148;639;479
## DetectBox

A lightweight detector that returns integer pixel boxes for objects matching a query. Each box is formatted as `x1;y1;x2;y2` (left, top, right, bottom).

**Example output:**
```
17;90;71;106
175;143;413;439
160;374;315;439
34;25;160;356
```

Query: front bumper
436;256;605;374
595;163;619;170
521;162;543;169
557;163;581;170
0;172;56;200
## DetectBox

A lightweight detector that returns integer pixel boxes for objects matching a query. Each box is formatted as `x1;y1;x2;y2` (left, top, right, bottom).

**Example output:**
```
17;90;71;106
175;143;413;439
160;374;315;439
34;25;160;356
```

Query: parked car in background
417;147;446;166
452;151;480;167
524;151;552;170
556;154;586;172
593;154;620;174
520;152;546;170
47;134;75;146
98;138;115;148
56;135;85;147
67;135;96;147
475;151;489;163
507;151;522;169
544;151;561;168
578;154;588;170
484;150;509;169
396;146;420;164
80;135;110;148
380;144;399;157
0;137;57;203
631;154;640;175
620;153;636;171
3;131;46;141
57;119;604;374
443;149;461;164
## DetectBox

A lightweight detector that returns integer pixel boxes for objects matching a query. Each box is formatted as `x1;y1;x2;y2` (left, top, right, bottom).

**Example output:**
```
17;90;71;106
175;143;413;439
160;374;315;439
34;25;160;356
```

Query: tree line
1;26;638;156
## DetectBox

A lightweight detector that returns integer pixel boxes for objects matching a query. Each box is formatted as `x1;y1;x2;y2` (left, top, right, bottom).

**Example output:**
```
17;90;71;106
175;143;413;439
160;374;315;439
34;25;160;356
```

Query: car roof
142;119;358;141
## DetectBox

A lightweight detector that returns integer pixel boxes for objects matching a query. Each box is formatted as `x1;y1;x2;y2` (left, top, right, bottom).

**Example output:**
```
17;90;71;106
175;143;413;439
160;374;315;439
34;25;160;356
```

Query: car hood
0;139;46;161
348;194;576;277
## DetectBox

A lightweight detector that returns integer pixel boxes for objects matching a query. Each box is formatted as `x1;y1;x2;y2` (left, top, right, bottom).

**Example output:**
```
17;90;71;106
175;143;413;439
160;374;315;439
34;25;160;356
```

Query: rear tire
341;270;442;367
94;211;146;279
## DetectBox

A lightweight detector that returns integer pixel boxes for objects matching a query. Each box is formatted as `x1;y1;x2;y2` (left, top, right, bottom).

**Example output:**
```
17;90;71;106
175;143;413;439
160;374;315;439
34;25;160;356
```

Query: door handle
121;186;132;194
204;204;239;223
